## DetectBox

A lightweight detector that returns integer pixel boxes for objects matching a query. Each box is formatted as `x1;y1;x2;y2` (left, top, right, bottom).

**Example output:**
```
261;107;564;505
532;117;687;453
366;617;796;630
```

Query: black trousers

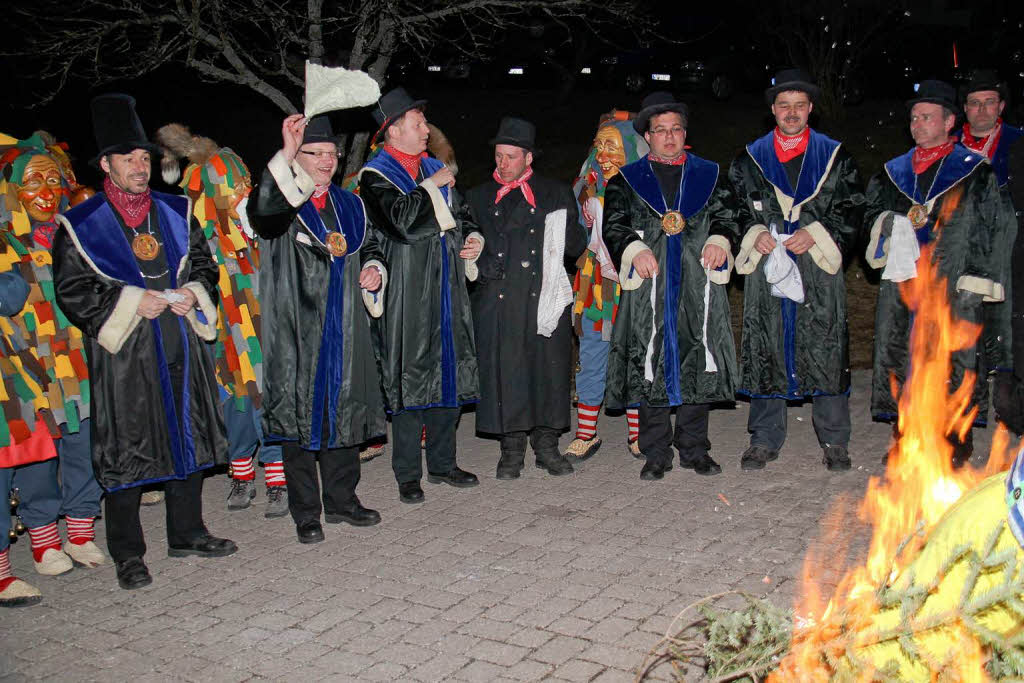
500;427;560;456
282;442;360;525
748;395;850;450
105;471;206;563
638;402;711;464
391;407;459;483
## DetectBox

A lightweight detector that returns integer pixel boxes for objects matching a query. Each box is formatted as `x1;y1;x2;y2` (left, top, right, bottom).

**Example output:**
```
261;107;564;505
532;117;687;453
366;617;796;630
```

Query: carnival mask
594;126;627;180
16;154;65;222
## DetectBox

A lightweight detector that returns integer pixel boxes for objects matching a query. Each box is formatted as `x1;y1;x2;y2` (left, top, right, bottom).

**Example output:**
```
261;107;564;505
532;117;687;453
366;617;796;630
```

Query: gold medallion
132;233;160;261
907;204;929;229
661;210;686;235
326;231;348;258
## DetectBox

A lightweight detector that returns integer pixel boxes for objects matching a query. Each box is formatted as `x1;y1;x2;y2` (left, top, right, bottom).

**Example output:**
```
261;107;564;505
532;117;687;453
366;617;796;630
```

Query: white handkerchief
764;226;804;303
537;209;574;337
584;197;618;283
881;214;920;282
304;62;382;118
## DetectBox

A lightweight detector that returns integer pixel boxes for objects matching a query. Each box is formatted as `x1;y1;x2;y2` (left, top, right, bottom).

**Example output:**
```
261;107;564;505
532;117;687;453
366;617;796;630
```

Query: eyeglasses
650;126;685;137
299;150;342;159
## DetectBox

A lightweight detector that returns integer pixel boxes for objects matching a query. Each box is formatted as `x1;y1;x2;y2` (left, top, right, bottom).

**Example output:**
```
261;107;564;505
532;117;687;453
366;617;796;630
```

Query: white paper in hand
304;62;382;118
881;214;920;282
158;290;186;304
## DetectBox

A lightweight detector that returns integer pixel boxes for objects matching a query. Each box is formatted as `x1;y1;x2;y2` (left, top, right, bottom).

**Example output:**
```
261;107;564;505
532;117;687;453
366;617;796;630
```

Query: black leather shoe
740;446;777;471
325;501;381;527
823;445;852;472
681;453;722;475
640;460;666;480
427;467;479;488
116;557;152;590
168;533;238;558
399;481;425;504
296;520;325;544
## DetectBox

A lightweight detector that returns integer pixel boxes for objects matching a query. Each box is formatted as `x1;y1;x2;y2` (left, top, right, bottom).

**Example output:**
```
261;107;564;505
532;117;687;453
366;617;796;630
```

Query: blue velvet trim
884;143;985;205
663;234;682;405
101;461;216;494
746;129;841;207
364;150;449;202
739;388;851;400
439;233;456;407
389;398;479;415
781;297;798;396
296;187;366;450
618;153;719;219
956;123;1023;187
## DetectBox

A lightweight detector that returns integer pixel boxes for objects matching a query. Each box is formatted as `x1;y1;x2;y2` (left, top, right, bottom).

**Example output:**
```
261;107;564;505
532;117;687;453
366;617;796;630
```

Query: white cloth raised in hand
881;214;920;282
764;226;804;303
537;209;574;337
304;62;382;118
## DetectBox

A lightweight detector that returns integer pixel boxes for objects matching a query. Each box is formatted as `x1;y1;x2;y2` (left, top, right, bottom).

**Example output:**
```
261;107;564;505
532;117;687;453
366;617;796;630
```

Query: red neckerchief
384;145;426;180
912;139;954;174
648;151;687;166
960;119;1002;160
493;167;535;208
103;176;151;228
773;127;810;163
311;185;329;211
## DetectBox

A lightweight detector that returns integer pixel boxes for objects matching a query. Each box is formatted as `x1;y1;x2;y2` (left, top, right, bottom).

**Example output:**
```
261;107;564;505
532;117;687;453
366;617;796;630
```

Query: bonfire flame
771;198;1016;680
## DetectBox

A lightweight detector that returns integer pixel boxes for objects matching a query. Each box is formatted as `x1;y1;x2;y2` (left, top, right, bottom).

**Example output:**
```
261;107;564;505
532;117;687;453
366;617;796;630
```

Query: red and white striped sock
230;457;255;481
0;548;12;581
576;403;600;440
65;517;95;545
27;522;62;562
626;408;640;442
264;461;286;487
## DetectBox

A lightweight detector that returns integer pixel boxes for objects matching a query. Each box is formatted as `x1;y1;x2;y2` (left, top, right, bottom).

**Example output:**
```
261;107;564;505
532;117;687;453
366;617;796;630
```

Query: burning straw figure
866;80;1017;467
157;124;287;519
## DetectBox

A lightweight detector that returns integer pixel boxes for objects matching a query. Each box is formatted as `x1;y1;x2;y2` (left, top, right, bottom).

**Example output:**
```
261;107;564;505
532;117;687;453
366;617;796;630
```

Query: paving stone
553;658;607;681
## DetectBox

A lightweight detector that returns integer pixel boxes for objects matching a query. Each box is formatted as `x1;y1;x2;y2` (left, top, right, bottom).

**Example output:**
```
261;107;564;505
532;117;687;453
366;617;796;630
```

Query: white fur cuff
956;275;1005;302
803;221;843;275
182;282;219;341
463;232;485;282
865;211;892;269
619;239;652;291
98;286;146;354
361;259;388;318
267;150;315;208
420;179;457;232
703;234;734;285
735;224;769;275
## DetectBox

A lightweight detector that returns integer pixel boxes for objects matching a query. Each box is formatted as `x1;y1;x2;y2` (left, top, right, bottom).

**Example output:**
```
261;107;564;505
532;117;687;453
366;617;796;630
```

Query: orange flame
771;197;1017;679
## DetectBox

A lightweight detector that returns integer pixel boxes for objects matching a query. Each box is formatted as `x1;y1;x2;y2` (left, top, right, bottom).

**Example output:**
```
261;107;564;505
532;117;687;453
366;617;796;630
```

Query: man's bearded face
16;154;65;222
771;91;812;136
101;149;152;194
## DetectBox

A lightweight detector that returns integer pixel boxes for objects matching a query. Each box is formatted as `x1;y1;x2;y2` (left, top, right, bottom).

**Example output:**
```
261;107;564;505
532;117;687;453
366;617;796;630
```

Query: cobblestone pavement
1;371;1003;682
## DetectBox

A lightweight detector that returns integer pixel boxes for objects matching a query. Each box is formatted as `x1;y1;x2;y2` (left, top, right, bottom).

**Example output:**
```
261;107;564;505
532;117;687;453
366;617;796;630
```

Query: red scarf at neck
493;167;535;208
773;127;809;163
311;185;329;211
912;139;954;174
960;119;1002;159
648;151;687;166
103;176;151;228
384;145;426;180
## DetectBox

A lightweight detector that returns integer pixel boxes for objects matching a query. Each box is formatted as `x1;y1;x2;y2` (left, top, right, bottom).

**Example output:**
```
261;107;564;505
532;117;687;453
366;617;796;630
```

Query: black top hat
489;117;537;153
90;93;161;166
633;92;689;134
906;79;957;112
960;68;1009;102
764;68;821;105
372;87;428;128
302;115;337;146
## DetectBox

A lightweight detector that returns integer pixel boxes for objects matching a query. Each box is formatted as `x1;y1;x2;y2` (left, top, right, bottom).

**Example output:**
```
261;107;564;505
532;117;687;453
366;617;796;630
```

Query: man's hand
360;266;382;292
282;114;307;162
702;244;728;270
632;249;659;279
581;202;595;228
428;166;455;189
460;237;483;261
754;231;777;255
784;228;815;255
168;288;198;316
137;290;169;319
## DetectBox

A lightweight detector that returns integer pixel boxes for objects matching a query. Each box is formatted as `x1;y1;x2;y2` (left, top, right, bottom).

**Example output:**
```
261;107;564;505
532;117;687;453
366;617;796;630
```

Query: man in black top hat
600;92;742;480
358;87;482;503
247;113;386;544
865;80;1016;466
52;93;236;590
464;117;587;479
728;68;865;473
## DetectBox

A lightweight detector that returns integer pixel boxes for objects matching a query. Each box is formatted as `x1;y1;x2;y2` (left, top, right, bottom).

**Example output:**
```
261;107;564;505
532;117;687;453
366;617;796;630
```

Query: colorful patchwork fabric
182;148;262;411
0;136;88;446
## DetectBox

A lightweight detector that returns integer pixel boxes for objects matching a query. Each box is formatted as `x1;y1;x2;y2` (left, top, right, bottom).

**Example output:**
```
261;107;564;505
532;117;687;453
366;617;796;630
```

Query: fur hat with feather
155;123;220;185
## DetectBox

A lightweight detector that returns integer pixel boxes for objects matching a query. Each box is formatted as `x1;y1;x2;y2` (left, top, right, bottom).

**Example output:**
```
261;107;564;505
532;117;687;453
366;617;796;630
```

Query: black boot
531;427;574;476
497;433;527;480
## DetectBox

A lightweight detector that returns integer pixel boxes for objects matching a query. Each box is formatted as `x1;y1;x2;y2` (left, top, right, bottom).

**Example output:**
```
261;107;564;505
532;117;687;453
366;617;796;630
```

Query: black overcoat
465;174;586;434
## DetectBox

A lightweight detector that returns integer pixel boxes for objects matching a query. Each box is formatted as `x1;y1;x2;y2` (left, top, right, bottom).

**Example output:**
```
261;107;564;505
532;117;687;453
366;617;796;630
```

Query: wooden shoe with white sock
64;541;107;568
33;547;73;576
0;577;42;607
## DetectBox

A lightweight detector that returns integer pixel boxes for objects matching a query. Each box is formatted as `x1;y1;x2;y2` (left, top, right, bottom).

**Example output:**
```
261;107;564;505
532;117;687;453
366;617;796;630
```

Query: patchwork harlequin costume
728;70;866;472
0;132;107;599
157;124;286;518
866;81;1016;464
52;94;235;589
567;112;649;461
